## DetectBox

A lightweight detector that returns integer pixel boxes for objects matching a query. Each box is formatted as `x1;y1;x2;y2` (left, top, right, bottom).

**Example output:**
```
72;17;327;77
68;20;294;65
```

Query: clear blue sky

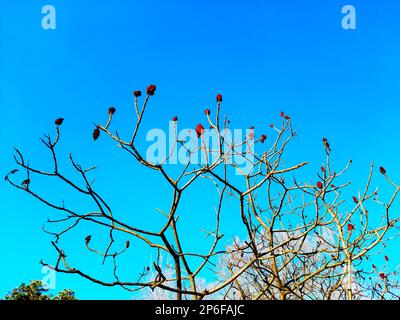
1;0;400;299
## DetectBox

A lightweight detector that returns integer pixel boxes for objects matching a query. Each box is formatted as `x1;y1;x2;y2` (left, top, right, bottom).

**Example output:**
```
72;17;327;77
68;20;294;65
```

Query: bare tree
6;85;400;300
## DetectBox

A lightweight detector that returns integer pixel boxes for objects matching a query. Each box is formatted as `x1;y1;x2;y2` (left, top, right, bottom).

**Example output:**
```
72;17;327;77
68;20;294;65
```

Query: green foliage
3;280;77;300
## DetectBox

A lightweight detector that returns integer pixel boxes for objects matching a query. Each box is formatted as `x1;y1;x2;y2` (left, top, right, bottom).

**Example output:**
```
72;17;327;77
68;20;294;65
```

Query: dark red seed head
195;124;205;138
317;182;323;189
93;127;100;141
204;109;211;116
108;107;116;115
216;94;223;103
172;116;178;122
146;84;156;96
55;118;64;126
380;166;386;175
133;90;142;97
260;134;267;143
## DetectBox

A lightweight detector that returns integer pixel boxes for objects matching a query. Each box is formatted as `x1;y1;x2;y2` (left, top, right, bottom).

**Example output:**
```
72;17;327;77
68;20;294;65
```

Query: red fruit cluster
322;138;332;152
172;116;178;122
216;94;223;103
317;182;323;189
204;109;211;116
93;127;100;141
347;224;355;231
260;134;267;143
196;124;205;138
85;235;92;244
146;84;156;96
133;90;142;97
352;196;359;204
55;118;64;126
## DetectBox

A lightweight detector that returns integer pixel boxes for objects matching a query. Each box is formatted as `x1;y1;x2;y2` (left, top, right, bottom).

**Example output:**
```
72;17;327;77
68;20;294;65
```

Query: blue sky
0;0;400;299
